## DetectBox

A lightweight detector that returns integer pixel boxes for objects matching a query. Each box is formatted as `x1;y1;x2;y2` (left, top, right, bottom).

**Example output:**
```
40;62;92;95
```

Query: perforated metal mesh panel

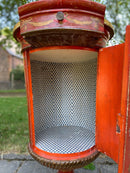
30;57;97;154
36;126;95;154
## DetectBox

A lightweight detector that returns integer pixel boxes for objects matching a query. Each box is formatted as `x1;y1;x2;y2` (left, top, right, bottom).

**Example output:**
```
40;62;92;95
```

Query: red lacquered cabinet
13;1;130;172
96;26;130;173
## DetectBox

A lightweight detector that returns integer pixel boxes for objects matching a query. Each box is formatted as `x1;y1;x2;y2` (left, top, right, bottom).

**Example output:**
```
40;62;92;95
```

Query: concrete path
0;92;26;97
0;154;118;173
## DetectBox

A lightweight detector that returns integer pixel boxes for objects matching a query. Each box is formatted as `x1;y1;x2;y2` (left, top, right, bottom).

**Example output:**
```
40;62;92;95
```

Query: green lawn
0;97;29;154
0;89;25;93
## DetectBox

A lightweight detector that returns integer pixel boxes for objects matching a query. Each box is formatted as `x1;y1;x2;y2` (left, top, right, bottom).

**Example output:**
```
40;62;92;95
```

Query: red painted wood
58;170;74;173
18;0;106;46
23;51;32;145
18;0;105;17
20;11;104;35
13;0;113;51
13;25;31;51
96;43;124;162
31;145;98;161
24;50;35;148
118;25;130;173
21;38;31;51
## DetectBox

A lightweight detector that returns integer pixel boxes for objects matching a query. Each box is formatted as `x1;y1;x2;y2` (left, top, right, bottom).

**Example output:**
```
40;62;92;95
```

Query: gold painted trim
13;22;20;34
104;19;114;39
104;19;114;31
67;17;92;25
13;19;113;33
29;20;54;27
20;17;54;30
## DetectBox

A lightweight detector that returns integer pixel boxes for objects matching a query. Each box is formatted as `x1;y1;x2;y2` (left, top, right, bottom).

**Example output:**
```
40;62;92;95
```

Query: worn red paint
20;12;104;35
13;0;130;172
31;144;98;161
18;0;105;17
58;171;74;173
118;25;130;173
17;0;111;51
24;51;35;148
96;43;124;162
96;26;130;172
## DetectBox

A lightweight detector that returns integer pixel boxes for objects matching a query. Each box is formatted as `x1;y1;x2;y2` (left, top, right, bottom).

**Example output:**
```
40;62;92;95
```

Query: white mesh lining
30;58;97;154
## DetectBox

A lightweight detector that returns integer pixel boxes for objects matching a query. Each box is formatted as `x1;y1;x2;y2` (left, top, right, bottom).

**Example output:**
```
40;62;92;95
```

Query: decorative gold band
104;19;114;31
104;19;114;39
13;22;20;34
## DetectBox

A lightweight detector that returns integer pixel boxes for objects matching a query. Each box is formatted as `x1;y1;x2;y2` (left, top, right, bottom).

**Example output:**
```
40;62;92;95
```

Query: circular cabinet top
13;0;114;51
18;0;105;17
13;19;114;51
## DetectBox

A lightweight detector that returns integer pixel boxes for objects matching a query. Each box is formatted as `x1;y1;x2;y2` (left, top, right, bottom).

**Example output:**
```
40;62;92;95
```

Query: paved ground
0;153;118;173
0;92;26;97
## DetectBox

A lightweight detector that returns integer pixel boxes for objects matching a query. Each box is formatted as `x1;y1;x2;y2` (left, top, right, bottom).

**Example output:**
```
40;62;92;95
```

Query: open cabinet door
118;26;130;173
96;25;130;173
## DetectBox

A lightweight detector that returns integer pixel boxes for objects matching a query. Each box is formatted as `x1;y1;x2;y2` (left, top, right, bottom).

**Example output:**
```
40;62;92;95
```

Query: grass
0;89;25;93
0;97;29;154
84;163;95;170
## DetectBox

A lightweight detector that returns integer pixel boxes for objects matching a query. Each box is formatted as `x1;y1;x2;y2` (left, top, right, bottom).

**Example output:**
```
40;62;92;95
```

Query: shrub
10;66;25;82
